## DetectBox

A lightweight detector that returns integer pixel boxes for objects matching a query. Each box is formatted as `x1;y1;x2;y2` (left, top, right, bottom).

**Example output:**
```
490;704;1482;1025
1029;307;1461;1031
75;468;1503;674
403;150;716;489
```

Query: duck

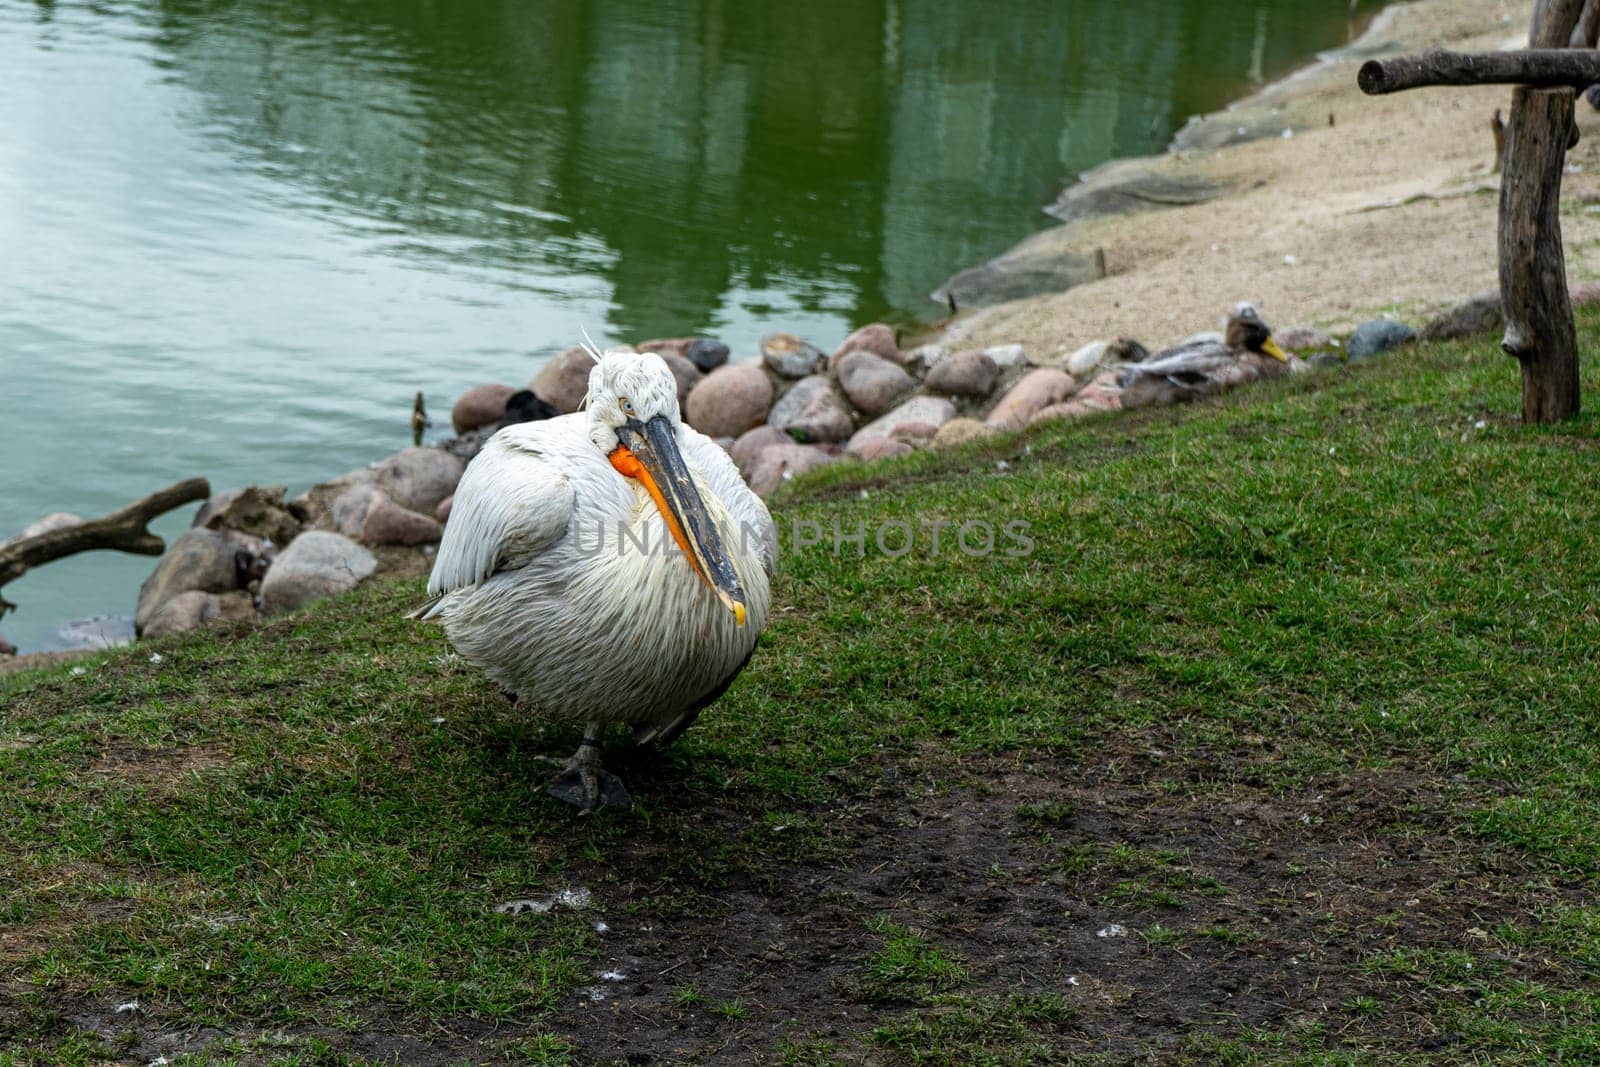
1119;303;1291;409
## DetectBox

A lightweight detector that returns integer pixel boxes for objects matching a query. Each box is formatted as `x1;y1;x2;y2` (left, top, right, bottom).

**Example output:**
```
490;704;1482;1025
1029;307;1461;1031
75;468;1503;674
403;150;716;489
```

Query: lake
1;0;1376;652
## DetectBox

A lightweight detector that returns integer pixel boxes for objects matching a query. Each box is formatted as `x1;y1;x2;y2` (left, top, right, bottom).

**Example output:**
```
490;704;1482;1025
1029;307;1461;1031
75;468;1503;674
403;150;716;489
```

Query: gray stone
635;337;694;358
1346;319;1418;360
452;384;516;434
1046;168;1228;224
1276;325;1335;352
193;485;301;545
933;417;995;448
847;396;957;455
0;634;14;656
830;323;902;369
761;333;826;379
903;344;951;377
528;345;599;414
376;447;464;515
142;590;257;640
746;443;838;496
1065;340;1109;377
436;494;454;524
1420;292;1502;342
259;532;377;617
685;363;775;438
730;425;793;482
661;351;703;409
983;344;1030;370
288;467;376;529
331;483;382;540
134;529;241;635
858;439;914;462
362;491;445;546
925;350;1000;398
686;338;730;372
837;350;915;415
767;376;854;444
986;369;1077;430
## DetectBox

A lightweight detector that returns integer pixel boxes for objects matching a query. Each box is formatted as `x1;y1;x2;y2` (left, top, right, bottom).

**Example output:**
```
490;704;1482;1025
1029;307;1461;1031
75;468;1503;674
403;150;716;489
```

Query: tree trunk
1498;87;1580;423
1533;0;1588;47
0;477;211;616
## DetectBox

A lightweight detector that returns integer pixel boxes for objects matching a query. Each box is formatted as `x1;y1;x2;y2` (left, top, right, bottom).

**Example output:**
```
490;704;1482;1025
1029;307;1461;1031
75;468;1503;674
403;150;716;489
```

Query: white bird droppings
115;1000;140;1014
598;970;627;982
594;920;610;934
1097;923;1128;939
495;887;593;915
148;653;163;664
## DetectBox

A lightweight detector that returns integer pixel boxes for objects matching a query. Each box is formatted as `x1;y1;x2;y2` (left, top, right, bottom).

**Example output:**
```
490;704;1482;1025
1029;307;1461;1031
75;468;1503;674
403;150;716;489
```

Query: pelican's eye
619;396;637;417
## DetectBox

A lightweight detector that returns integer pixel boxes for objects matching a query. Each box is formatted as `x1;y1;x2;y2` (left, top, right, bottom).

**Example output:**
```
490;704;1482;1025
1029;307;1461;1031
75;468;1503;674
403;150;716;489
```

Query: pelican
414;349;776;810
1119;303;1291;409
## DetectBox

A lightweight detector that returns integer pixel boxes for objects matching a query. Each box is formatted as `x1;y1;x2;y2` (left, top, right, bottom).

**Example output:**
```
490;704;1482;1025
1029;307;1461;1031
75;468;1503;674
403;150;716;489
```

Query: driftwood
1500;88;1581;422
1358;49;1600;95
1357;0;1587;424
0;477;211;617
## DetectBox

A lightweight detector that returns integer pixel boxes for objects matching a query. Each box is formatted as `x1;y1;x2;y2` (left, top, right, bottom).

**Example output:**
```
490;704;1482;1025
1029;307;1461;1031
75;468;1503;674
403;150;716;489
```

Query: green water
0;0;1376;651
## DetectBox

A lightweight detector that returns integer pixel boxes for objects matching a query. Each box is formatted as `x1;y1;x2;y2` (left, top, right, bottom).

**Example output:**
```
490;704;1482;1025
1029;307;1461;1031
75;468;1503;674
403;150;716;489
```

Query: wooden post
1499;87;1580;422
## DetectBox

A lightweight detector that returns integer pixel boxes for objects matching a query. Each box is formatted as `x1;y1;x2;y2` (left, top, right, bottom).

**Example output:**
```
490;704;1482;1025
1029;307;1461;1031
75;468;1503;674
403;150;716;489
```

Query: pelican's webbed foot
541;725;632;812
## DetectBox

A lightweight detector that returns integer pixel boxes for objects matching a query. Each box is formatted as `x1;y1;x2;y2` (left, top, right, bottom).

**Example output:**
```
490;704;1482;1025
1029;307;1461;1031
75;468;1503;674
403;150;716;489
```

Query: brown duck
1119;303;1290;409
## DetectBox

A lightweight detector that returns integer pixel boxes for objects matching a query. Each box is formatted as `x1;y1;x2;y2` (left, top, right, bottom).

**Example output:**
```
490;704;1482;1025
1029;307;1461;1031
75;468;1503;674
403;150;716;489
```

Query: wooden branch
0;478;211;617
1359;49;1600;95
1499;88;1581;423
1571;0;1600;48
1534;0;1589;47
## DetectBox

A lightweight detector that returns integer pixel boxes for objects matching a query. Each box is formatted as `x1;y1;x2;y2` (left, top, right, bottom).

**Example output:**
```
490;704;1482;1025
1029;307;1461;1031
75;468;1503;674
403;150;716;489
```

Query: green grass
5;313;1600;1062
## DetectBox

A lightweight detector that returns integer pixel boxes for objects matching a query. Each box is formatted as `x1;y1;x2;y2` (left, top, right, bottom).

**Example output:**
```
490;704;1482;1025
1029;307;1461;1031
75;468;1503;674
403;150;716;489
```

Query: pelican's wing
410;433;575;619
681;426;778;577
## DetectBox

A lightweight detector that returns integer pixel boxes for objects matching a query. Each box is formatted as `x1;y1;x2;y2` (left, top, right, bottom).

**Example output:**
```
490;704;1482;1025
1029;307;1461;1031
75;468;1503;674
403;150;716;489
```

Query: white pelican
414;349;776;810
1119;303;1290;409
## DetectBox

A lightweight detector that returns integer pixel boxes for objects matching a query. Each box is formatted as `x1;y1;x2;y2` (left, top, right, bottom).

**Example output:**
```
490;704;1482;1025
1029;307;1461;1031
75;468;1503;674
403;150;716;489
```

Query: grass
5;312;1600;1062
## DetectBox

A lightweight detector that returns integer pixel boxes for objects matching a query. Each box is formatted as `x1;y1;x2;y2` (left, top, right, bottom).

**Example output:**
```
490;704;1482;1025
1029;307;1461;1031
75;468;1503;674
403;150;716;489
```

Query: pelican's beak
611;415;748;626
1260;337;1289;363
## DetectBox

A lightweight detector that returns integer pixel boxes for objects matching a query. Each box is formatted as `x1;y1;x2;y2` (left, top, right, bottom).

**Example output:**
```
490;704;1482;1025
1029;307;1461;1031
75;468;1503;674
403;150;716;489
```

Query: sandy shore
939;0;1600;358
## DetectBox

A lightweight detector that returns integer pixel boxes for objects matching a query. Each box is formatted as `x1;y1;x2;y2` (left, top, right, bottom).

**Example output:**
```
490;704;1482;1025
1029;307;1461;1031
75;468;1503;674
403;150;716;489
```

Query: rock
193;485;302;545
890;421;940;443
746;443;838;496
714;436;736;452
858;438;914;462
933;417;995;448
730;426;793;481
761;333;826;379
1029;380;1122;425
1346;319;1417;360
529;345;599;414
1420;292;1502;342
259;532;377;617
837;350;915;415
903;344;951;377
686;338;731;373
375;447;464;515
685;363;775;438
330;483;381;540
2;512;84;548
830;323;901;370
362;492;444;546
436;494;454;524
1065;340;1109;377
767;376;854;444
847;396;957;455
134;529;241;635
141;590;257;640
0;634;15;656
289;468;376;528
982;344;1030;370
1276;325;1335;352
925;350;1000;398
986;368;1077;430
1047;167;1227;225
661;352;703;409
451;384;517;434
636;338;694;358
